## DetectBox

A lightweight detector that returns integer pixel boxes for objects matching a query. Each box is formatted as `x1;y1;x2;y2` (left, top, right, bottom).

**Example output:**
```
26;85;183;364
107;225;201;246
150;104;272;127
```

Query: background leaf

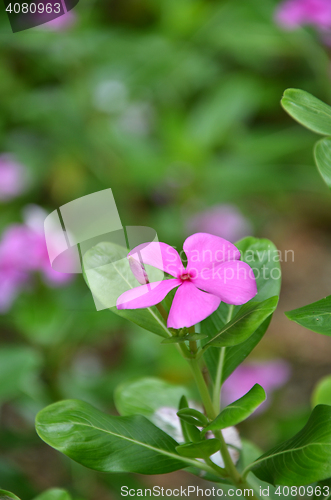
250;405;331;486
0;490;20;500
33;490;71;500
281;89;331;136
36;399;188;475
312;375;331;407
203;384;266;432
0;346;42;404
285;296;331;336
315;138;331;189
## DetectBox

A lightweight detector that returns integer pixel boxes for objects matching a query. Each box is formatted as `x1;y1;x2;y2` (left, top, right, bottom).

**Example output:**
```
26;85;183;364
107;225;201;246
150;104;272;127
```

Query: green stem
212;304;234;414
188;357;216;418
156;303;168;322
188;357;258;500
213;347;226;413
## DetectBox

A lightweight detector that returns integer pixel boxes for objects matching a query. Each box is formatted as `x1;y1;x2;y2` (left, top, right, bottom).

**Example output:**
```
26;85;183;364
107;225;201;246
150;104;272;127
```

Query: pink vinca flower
117;233;257;329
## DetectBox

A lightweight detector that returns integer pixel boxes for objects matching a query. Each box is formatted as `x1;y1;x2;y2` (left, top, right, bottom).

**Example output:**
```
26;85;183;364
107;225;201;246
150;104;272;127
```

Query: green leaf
178;396;201;443
238;440;289;499
315;138;331;189
114;377;187;417
177;408;209;427
312;375;331;407
220;317;272;383
201;237;281;384
281;89;331;136
250;405;331;486
83;242;171;338
35;399;191;475
176;439;220;459
236;237;282;303
161;333;208;344
203;385;266;433
285;296;331;336
33;490;71;500
0;490;21;500
204;297;278;348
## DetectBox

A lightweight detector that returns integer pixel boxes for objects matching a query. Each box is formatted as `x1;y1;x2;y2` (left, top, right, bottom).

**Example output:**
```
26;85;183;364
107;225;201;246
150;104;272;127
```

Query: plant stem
156;303;168;322
188;357;258;499
212;304;234;414
213;347;226;413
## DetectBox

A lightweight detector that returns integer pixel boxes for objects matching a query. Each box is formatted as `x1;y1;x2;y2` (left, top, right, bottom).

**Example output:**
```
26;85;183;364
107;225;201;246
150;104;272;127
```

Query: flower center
180;272;191;281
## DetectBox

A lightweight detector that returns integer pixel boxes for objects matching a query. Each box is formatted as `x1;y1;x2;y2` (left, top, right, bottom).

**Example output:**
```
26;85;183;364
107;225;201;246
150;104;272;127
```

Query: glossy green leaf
239;440;289;499
83;242;170;338
281;89;331;136
312;375;331;407
204;297;278;348
33;490;71;500
249;405;331;486
236;237;282;303
285;296;331;335
315;138;331;189
178;396;201;443
161;333;208;344
203;385;265;433
176;439;220;459
0;490;20;500
201;237;281;384
177;408;209;427
220;317;272;383
36;399;192;474
114;377;187;417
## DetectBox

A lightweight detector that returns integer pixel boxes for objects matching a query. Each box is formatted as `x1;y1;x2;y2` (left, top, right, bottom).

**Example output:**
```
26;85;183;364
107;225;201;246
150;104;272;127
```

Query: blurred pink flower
23;205;74;285
117;233;257;329
275;0;331;30
222;360;291;414
41;10;76;31
0;155;28;202
185;205;252;243
0;206;73;313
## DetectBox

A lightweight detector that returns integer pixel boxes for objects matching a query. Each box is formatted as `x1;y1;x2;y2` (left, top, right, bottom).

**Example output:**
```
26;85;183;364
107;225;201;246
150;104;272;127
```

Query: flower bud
128;256;149;285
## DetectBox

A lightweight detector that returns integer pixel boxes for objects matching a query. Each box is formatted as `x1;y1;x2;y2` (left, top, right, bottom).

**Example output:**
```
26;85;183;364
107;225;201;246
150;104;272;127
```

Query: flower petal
192;260;257;305
117;278;181;309
183;233;240;276
129;242;184;278
167;281;221;329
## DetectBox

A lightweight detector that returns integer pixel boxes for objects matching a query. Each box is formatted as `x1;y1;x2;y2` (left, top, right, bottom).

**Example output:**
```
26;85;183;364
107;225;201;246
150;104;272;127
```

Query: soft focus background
1;0;331;498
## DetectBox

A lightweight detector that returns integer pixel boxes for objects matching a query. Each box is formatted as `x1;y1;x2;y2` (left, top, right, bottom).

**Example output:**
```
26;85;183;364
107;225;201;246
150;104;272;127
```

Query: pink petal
129;242;184;278
117;278;181;309
192;260;257;305
183;233;240;277
167;281;221;329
